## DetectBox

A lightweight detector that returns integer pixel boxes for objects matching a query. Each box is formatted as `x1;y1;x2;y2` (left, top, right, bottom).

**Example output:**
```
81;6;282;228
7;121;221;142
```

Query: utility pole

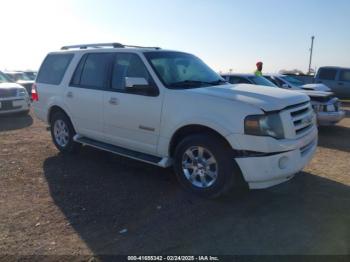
308;36;315;75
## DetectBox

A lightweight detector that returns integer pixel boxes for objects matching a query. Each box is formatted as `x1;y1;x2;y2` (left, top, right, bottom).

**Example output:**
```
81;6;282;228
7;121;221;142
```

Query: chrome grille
0;88;17;98
287;101;314;138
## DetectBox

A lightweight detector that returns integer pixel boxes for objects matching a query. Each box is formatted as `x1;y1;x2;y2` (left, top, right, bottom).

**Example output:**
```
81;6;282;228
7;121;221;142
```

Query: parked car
0;71;30;115
23;71;37;81
314;66;350;99
33;42;317;198
265;73;331;92
4;71;34;95
221;73;345;126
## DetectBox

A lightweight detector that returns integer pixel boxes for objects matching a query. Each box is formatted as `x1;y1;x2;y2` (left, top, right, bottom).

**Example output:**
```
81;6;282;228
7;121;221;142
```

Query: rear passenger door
65;53;114;140
103;53;162;155
338;69;350;99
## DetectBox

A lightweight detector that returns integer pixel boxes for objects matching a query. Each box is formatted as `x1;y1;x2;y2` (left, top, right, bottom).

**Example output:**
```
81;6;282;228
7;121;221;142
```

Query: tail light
31;83;39;101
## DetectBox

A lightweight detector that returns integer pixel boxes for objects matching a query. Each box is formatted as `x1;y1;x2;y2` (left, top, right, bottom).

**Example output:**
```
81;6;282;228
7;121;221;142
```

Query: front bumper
0;98;30;115
226;127;318;189
317;110;345;126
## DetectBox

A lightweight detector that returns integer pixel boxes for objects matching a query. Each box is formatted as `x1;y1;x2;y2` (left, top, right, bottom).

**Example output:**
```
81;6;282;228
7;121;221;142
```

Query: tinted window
37;54;73;85
339;70;350;82
237;77;251;84
228;76;240;84
318;68;337;81
80;53;113;88
112;53;150;91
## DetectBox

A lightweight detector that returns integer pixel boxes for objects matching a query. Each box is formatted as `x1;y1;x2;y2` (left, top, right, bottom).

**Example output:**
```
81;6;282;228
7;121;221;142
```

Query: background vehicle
314;66;350;99
33;43;317;198
22;70;37;81
0;71;30;115
222;73;345;126
264;74;331;92
4;71;34;95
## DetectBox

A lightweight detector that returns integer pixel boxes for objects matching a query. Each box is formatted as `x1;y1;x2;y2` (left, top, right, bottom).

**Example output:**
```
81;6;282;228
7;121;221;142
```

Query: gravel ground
0;106;349;257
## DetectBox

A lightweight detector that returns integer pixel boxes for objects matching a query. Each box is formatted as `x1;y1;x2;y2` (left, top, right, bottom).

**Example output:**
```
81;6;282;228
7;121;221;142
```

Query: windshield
0;72;11;83
248;76;277;87
280;75;304;87
144;51;226;89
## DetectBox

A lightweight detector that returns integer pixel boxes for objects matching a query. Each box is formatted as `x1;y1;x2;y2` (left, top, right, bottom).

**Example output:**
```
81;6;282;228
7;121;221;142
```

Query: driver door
103;53;163;155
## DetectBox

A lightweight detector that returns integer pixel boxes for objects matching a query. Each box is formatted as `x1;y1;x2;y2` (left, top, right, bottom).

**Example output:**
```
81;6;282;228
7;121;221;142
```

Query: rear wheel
173;133;242;198
50;111;81;153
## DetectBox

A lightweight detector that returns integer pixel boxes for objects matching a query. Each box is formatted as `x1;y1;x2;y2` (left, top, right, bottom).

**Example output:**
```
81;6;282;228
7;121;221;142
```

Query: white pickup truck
32;43;318;198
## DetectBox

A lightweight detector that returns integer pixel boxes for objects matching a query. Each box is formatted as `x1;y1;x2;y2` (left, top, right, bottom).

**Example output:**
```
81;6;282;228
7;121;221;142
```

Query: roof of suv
54;43;177;55
318;66;350;70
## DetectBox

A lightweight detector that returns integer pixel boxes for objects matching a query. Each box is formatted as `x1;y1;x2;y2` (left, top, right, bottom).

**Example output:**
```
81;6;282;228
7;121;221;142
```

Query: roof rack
60;43;161;50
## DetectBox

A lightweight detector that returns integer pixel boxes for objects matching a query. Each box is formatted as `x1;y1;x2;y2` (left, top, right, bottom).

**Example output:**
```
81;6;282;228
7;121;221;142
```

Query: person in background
254;61;263;76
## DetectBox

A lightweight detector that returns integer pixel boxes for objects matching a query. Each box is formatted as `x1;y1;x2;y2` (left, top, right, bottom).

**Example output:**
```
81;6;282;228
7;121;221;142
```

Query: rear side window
71;53;114;89
318;68;337;81
37;54;73;85
339;70;350;82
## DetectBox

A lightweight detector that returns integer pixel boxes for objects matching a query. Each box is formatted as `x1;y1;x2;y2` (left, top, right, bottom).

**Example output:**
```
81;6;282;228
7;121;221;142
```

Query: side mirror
125;77;149;88
124;77;158;96
282;83;289;88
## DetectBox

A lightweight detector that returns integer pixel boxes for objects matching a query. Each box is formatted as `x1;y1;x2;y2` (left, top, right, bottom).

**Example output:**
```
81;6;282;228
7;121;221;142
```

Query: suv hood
189;84;309;111
301;83;331;92
296;89;335;103
0;82;25;89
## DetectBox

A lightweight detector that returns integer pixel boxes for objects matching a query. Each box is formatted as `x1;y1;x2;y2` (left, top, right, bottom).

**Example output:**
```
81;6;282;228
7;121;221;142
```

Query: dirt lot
0;106;349;257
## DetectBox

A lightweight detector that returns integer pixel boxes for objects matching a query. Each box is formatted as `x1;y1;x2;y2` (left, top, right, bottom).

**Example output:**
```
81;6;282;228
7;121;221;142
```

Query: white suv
33;43;318;198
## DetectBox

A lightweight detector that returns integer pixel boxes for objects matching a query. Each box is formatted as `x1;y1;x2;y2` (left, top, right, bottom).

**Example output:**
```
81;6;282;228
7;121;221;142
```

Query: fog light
278;156;289;169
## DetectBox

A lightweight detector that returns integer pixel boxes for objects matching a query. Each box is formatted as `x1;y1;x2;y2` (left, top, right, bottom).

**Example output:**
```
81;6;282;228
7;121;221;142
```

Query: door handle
66;91;73;98
109;97;119;105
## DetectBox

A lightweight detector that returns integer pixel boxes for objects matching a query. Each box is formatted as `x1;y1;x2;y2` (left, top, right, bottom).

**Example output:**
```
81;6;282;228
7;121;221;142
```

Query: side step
73;135;172;168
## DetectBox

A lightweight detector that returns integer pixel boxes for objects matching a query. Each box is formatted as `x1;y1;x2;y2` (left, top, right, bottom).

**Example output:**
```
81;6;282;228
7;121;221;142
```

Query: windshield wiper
168;79;227;88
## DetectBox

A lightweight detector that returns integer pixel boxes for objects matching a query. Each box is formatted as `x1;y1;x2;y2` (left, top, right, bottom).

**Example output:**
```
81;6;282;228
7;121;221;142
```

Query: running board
73;135;172;168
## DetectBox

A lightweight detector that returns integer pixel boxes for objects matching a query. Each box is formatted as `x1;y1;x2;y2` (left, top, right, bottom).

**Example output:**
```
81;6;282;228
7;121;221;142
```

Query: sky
0;0;349;73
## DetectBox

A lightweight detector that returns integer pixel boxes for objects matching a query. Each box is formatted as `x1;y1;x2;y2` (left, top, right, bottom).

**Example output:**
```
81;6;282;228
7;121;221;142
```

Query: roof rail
61;43;124;50
61;43;161;50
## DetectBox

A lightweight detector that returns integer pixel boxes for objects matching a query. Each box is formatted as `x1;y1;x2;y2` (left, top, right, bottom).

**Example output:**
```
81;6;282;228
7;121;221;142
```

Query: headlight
17;89;28;97
244;113;284;139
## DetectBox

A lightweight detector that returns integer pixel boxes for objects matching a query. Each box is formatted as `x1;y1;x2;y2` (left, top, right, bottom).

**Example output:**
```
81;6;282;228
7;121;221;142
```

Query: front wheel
50;111;81;153
173;133;242;198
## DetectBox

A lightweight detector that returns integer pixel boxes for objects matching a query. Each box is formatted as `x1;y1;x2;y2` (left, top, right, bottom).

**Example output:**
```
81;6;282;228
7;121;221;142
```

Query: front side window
37;54;74;85
144;51;226;89
112;53;151;91
318;68;337;81
80;53;113;88
339;70;350;82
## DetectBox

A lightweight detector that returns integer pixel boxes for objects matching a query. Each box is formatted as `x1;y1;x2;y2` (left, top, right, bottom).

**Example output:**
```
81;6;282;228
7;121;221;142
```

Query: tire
173;133;243;198
50;111;81;153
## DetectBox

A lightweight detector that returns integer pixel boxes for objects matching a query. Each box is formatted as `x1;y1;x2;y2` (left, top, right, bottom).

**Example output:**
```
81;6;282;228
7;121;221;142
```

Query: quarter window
37;54;73;85
318;68;337;81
